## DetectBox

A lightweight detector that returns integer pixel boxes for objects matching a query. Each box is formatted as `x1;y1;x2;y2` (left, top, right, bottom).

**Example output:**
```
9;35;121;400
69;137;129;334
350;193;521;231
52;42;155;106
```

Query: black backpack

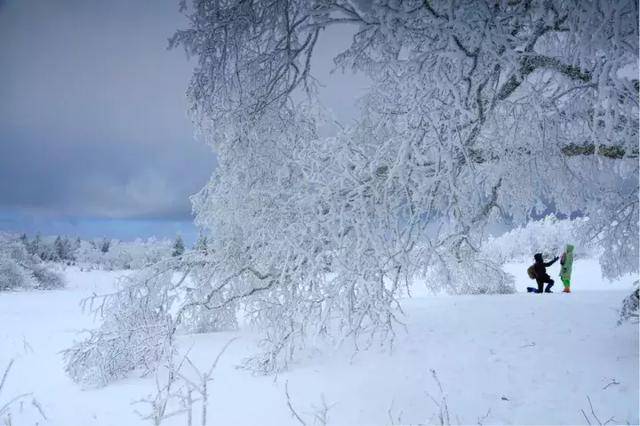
527;265;537;280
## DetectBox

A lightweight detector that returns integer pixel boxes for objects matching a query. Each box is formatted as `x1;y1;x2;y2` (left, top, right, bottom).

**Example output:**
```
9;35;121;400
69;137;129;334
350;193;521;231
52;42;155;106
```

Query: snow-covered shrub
0;252;37;291
482;216;591;264
29;262;65;289
581;207;640;281
75;238;172;271
424;245;515;295
451;261;515;295
618;283;639;325
0;235;64;291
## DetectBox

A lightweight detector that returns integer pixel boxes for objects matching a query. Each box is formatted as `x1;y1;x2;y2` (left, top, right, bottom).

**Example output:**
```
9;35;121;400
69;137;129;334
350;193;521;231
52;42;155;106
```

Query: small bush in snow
30;262;66;290
618;283;639;325
424;244;516;295
0;253;37;291
75;238;173;271
0;236;64;291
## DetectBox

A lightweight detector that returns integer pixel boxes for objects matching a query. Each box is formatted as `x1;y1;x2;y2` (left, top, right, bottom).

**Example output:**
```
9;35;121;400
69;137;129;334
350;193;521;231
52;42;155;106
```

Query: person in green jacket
559;244;574;293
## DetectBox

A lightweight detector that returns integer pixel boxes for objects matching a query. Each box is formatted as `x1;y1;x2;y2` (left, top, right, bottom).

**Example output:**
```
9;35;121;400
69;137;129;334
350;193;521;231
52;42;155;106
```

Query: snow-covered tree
37;239;57;262
195;233;208;255
65;0;638;384
172;236;185;257
169;0;637;368
54;236;64;261
99;238;111;254
26;234;40;257
53;236;76;262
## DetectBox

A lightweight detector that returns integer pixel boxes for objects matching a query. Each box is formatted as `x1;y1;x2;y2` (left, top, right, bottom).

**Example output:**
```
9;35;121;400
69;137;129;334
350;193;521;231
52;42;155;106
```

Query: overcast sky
0;0;368;242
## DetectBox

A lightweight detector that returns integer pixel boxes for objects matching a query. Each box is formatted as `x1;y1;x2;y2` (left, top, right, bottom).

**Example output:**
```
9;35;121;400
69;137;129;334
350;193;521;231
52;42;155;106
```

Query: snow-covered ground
1;263;637;425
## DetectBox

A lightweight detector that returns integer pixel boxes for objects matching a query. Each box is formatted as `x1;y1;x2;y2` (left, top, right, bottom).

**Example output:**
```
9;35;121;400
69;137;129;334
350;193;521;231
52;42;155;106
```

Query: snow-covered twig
580;395;619;426
0;359;47;424
476;408;491;425
387;399;403;426
602;379;620;391
0;361;13;395
284;381;335;426
175;338;237;426
284;381;307;426
425;369;452;426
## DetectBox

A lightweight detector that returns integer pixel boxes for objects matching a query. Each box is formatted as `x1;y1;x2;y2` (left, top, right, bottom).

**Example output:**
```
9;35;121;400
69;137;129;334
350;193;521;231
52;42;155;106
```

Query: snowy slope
0;264;637;425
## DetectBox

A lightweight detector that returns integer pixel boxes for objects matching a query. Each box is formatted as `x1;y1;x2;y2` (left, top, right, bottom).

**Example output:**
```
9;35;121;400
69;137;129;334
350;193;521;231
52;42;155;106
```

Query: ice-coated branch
496;54;592;102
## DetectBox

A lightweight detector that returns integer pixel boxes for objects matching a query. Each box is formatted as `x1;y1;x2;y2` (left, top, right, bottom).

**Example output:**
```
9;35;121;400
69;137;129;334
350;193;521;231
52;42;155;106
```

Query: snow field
0;264;637;425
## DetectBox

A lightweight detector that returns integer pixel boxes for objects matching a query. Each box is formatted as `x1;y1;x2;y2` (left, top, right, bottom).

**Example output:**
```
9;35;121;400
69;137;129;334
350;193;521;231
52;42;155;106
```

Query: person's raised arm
545;256;559;267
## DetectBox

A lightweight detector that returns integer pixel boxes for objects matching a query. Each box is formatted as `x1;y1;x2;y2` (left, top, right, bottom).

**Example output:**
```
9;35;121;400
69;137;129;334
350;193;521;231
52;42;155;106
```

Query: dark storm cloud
0;0;368;238
0;0;214;222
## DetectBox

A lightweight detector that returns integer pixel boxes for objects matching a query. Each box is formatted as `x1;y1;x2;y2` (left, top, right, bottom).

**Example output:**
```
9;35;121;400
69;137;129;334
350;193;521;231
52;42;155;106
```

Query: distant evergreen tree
195;234;208;254
53;237;75;262
73;237;82;258
54;236;65;260
100;239;110;254
27;234;41;257
19;233;28;247
39;240;56;261
172;235;185;257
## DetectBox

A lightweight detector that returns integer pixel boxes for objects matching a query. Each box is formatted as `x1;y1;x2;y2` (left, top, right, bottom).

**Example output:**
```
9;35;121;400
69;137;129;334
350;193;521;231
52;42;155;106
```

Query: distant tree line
16;233;204;269
19;233;111;263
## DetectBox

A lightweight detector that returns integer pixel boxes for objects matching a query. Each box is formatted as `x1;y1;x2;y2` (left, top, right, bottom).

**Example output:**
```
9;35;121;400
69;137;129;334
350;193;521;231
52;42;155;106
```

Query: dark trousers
536;276;554;293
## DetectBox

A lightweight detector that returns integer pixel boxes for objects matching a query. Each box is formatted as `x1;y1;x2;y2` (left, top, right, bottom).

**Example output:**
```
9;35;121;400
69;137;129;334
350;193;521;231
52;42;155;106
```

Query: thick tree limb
497;54;592;101
560;143;637;159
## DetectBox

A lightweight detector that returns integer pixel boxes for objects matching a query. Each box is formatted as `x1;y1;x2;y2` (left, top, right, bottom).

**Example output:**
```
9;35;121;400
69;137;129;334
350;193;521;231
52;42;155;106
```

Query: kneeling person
533;253;558;293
